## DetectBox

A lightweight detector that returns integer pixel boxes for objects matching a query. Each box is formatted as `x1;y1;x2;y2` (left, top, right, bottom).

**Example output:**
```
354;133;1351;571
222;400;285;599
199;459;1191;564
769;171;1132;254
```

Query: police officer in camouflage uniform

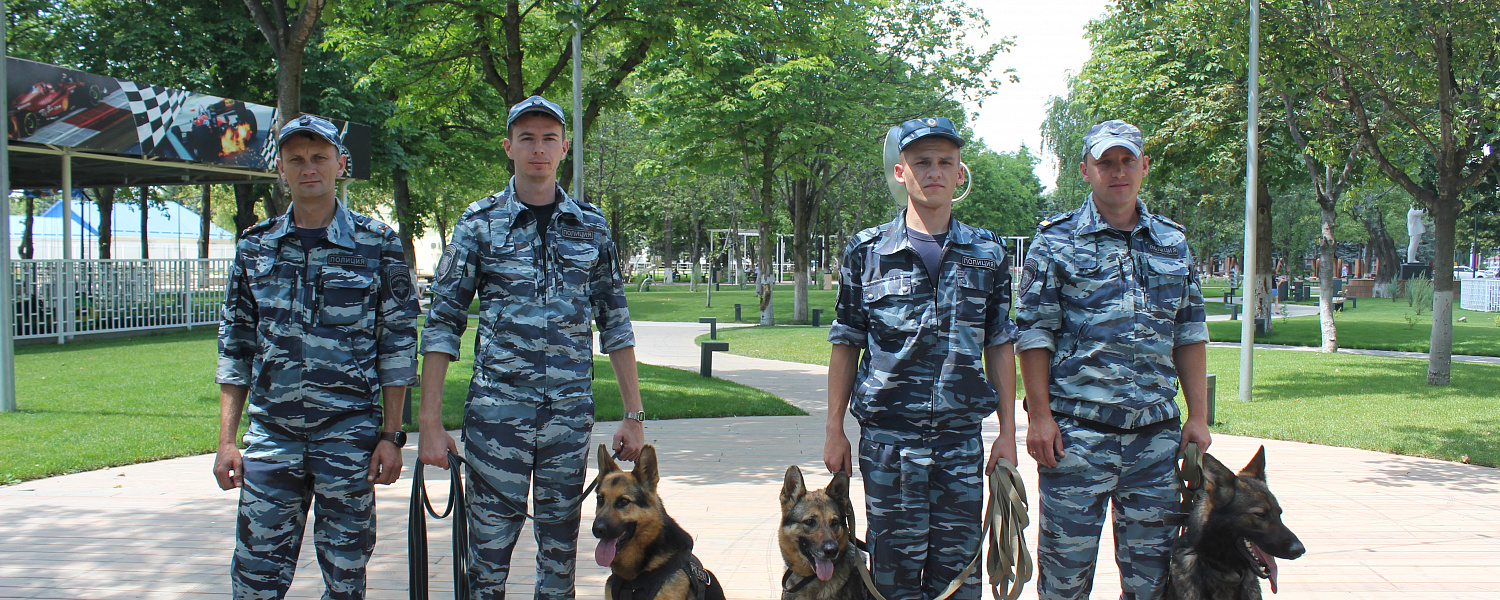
825;117;1019;600
1015;120;1211;600
418;95;646;600
215;115;420;600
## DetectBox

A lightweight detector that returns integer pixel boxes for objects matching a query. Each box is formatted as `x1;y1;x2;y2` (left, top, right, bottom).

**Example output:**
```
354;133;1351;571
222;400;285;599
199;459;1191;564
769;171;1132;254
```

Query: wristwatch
378;430;408;447
623;411;646;423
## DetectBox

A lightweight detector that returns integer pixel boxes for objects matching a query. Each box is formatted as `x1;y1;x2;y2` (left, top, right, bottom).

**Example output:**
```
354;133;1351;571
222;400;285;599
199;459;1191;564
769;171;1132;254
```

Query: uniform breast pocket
955;267;995;324
320;268;374;327
556;237;600;294
1146;255;1189;316
864;275;919;339
482;242;538;297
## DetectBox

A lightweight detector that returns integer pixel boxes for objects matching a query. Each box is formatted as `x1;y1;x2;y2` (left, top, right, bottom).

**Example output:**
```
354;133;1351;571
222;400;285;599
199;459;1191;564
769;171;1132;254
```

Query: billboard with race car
6;57;370;179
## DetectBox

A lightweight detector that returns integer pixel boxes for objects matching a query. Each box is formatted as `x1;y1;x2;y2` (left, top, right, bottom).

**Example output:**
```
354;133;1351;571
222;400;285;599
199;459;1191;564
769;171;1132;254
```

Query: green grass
704;325;1500;467
623;285;839;324
0;326;800;483
1207;298;1500;356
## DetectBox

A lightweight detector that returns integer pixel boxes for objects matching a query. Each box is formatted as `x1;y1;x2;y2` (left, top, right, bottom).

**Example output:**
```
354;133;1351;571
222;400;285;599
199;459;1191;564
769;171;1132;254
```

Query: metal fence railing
12;258;232;343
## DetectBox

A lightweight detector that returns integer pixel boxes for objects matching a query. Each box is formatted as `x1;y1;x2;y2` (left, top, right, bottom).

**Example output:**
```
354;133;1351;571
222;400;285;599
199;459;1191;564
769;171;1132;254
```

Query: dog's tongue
596;538;618;567
816;558;840;582
814;558;834;581
1250;542;1280;593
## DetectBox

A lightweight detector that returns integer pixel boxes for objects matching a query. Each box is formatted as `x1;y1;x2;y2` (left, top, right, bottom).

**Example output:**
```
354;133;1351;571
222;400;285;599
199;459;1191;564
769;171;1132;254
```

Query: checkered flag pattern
261;108;281;169
118;80;189;155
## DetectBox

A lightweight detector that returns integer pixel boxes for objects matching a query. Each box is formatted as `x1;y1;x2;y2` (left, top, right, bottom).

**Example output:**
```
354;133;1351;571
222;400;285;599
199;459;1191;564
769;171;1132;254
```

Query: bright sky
963;0;1112;190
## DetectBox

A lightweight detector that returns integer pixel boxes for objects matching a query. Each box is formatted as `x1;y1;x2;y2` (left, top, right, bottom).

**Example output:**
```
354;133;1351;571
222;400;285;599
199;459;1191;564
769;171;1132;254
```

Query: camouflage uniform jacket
828;211;1018;447
217;202;420;428
420;179;633;397
1015;195;1208;429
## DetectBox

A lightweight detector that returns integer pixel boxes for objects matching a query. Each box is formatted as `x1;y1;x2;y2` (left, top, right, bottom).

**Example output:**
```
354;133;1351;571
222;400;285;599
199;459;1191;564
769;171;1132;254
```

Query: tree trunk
392;168;419;273
662;210;674;284
688;217;702;293
1427;201;1457;385
1317;196;1338;352
19;195;34;260
1360;205;1399;291
233;184;261;238
789;178;813;323
199;185;212;259
97;188;115;259
139;185;151;259
1255;184;1274;333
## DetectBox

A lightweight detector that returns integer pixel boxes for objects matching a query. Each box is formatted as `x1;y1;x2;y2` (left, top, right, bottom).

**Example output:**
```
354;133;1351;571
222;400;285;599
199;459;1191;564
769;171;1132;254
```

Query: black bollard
700;342;729;377
811;309;822;328
699;316;718;340
734;303;742;322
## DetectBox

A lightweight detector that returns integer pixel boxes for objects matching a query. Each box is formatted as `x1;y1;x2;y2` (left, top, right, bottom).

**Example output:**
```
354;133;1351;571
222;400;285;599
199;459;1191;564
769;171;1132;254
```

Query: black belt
1058;413;1179;436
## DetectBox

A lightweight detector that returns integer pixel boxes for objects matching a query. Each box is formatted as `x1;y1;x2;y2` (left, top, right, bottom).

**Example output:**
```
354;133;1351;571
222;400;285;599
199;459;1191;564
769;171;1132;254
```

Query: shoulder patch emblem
327;254;369;268
387;264;414;301
1019;257;1039;291
559;227;593;241
959;256;998;270
436;244;459;280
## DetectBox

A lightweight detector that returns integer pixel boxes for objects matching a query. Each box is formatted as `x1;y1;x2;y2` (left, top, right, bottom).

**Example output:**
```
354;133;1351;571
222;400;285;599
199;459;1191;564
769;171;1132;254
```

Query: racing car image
176;98;261;164
8;73;104;138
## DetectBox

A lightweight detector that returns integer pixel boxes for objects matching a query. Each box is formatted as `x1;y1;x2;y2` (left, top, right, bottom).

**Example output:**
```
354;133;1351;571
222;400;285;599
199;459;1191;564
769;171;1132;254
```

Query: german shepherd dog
778;465;866;600
1164;447;1307;599
592;444;725;600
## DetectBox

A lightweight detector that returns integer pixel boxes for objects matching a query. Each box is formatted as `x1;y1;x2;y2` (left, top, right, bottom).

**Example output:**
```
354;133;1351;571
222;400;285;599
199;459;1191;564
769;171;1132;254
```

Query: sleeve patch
387;264;414;301
1019;257;1039;291
436;244;459;280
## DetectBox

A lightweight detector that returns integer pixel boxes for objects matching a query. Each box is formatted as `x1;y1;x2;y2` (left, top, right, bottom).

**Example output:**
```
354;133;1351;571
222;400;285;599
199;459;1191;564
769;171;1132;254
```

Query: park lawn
1207;298;1500;356
623;285;839;324
701;325;1500;467
0;327;800;484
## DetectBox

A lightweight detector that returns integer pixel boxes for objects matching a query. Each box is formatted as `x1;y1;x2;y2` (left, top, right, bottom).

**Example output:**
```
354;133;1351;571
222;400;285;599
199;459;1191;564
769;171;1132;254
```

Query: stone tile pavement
1;321;1497;599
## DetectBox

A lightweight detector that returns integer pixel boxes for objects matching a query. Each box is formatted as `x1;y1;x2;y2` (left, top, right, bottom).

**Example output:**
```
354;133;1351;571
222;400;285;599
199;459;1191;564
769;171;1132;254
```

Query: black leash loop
409;448;620;600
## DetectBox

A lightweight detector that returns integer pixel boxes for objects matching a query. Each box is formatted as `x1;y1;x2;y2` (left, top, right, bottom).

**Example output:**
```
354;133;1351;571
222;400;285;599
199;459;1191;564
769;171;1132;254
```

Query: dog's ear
598;443;619;476
1201;452;1239;506
781;465;806;507
1239;446;1267;481
828;470;850;505
633;444;660;491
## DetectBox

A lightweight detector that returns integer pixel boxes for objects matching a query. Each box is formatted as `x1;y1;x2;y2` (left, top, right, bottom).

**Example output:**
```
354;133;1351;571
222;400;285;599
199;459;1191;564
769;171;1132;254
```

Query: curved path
0;321;1496;599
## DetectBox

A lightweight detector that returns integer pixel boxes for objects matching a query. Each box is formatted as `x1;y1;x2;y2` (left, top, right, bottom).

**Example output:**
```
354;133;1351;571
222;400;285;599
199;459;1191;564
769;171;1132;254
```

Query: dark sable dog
592;444;725;600
779;465;866;600
1164;447;1306;600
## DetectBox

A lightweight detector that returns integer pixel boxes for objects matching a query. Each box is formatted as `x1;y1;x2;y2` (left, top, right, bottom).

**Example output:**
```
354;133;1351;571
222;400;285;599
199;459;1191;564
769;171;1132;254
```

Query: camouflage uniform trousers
858;437;984;600
462;384;595;600
233;410;381;600
1036;416;1181;600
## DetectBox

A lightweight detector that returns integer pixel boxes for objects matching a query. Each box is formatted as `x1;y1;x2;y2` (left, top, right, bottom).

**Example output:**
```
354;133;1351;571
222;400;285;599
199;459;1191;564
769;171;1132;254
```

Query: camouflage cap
897;117;965;150
507;95;567;129
1082;119;1144;160
277;114;346;155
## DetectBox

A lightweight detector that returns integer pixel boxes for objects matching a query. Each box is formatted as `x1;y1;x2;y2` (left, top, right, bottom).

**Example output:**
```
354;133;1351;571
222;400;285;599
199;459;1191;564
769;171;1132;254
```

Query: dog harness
606;552;724;600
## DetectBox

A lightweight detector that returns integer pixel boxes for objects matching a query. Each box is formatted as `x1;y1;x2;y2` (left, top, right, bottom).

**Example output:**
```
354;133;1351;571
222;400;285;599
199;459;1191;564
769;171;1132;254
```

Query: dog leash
840;461;1033;600
409;449;617;600
1171;442;1206;536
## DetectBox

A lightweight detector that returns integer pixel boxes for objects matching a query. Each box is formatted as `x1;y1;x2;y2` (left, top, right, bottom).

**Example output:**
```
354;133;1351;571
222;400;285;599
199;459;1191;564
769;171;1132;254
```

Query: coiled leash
1172;442;1206;535
409;449;615;600
841;461;1033;600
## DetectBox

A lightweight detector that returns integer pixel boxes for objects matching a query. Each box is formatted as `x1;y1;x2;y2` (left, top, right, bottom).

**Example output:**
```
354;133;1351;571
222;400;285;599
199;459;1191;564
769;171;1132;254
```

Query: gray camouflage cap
1082;119;1144;160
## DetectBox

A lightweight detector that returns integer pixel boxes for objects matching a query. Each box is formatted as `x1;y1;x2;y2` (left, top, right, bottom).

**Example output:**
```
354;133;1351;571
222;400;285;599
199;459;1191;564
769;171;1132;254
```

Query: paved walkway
2;322;1498;599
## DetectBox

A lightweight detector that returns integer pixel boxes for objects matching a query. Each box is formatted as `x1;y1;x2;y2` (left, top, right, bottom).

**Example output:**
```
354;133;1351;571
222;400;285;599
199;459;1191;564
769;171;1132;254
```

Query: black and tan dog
592;444;725;600
1164;447;1306;600
778;465;865;600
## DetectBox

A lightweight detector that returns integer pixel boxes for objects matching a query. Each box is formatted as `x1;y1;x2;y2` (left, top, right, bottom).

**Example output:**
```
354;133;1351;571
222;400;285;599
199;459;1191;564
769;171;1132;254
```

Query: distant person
825;116;1019;600
1015;119;1211;599
215;114;419;599
417;95;646;600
